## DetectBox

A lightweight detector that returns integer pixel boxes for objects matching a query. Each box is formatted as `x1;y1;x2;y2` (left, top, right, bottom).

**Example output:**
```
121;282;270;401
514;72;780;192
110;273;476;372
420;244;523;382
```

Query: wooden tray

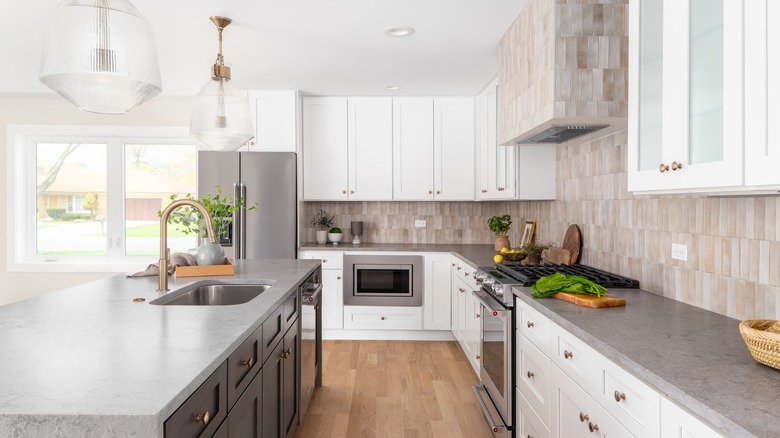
175;258;234;277
551;292;625;308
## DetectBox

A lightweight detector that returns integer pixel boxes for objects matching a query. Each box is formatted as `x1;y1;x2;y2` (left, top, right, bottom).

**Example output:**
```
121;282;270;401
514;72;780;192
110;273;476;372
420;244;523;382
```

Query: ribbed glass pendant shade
190;78;254;152
39;0;162;114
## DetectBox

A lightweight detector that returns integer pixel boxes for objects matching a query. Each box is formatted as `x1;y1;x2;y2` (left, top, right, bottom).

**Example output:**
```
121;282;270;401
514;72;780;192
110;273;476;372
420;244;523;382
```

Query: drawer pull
659;163;669;173
380;316;386;320
281;348;292;359
588;422;599;433
240;357;254;367
452;263;456;267
195;410;210;425
564;350;574;359
672;161;683;171
465;272;470;277
475;313;480;319
342;190;347;194
579;412;589;422
476;355;480;360
350;190;355;194
527;435;534;438
527;321;534;328
614;390;626;402
458;287;465;293
527;371;534;379
323;259;327;263
337;276;341;280
457;266;462;270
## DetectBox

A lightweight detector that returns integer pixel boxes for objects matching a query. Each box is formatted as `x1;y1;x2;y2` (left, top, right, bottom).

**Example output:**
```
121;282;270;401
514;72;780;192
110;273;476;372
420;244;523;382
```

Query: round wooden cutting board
562;224;582;264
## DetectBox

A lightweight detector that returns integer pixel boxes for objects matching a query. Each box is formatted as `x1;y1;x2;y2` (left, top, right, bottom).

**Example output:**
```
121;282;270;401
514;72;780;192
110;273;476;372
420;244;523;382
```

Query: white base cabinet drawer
551;364;633;438
517;387;551;438
517;299;551;356
551;322;599;394
517;332;551;427
300;251;343;270
597;359;660;438
661;397;724;438
343;306;422;330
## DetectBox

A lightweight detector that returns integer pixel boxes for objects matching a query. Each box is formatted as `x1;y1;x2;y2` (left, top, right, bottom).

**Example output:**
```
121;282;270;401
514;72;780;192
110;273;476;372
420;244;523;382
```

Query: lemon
500;247;509;253
493;254;504;264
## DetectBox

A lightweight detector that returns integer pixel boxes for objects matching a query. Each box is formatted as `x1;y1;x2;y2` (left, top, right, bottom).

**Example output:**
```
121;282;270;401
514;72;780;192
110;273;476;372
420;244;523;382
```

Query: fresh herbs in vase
520;241;551;265
311;209;334;244
487;214;512;251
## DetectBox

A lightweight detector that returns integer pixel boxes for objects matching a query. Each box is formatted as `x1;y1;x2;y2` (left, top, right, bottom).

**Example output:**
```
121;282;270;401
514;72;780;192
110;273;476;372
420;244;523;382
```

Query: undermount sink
151;283;272;306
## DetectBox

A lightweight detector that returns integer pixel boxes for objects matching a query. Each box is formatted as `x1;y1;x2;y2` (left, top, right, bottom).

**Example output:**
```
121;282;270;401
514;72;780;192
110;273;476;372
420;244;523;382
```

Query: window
8;125;200;272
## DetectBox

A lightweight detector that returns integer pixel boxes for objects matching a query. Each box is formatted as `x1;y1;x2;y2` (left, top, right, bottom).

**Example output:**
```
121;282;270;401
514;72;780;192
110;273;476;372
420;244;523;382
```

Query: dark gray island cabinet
164;286;302;438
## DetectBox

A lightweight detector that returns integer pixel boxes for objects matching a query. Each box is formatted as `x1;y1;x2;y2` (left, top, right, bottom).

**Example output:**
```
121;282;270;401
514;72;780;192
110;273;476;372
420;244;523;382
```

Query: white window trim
7;125;199;273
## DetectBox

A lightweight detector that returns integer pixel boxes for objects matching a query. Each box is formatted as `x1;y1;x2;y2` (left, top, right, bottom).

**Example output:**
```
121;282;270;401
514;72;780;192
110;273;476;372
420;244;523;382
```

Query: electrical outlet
414;220;427;228
671;243;688;261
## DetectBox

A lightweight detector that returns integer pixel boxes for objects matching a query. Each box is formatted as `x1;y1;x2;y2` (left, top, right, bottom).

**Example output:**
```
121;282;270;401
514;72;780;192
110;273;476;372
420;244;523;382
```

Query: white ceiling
0;0;528;98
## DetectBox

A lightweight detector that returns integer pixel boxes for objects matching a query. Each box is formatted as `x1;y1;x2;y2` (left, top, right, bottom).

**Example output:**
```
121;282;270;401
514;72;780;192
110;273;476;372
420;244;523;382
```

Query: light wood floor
295;340;494;438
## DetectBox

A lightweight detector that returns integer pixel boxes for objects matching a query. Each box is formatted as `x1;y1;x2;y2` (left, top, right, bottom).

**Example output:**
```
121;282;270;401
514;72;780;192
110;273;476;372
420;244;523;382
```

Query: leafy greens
530;272;608;298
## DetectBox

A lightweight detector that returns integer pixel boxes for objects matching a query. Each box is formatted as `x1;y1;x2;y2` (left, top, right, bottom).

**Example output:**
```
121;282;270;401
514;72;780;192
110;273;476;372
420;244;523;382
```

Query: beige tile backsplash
303;129;780;321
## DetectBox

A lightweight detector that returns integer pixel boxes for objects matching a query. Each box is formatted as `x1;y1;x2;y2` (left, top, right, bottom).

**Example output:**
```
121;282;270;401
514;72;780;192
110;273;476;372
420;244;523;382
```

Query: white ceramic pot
327;232;343;245
316;230;327;244
196;240;225;265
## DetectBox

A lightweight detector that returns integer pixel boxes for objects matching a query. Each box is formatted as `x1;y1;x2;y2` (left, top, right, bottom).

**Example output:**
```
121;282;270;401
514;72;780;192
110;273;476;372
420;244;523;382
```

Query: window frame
7;125;200;272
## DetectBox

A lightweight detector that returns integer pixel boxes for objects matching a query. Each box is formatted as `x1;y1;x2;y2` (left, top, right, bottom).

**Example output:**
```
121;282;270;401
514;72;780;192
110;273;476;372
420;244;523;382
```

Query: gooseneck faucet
158;199;217;292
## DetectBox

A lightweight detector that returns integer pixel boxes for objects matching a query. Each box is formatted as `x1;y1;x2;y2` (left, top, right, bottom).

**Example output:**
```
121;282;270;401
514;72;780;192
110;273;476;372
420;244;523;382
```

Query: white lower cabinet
551;364;632;438
517;387;551;438
343;306;422;330
451;255;480;376
660;397;724;438
321;269;344;330
517;333;551;426
465;325;481;374
423;253;452;330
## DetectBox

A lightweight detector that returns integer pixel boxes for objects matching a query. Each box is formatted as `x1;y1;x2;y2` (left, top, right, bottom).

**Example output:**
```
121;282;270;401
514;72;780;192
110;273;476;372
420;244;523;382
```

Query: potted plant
487;214;512;251
521;241;551;265
328;226;343;245
311;209;334;244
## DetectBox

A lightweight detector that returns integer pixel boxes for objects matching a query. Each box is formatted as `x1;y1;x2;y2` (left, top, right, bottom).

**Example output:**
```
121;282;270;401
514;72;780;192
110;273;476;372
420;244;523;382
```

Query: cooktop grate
497;263;640;289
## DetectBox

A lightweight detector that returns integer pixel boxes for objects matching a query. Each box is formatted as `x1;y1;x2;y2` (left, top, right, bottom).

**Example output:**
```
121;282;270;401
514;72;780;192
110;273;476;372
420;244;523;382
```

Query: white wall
0;95;193;306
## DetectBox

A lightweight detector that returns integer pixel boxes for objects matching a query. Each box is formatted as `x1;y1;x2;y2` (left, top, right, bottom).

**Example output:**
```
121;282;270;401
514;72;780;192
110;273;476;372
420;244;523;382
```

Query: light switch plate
671;243;688;261
414;220;426;228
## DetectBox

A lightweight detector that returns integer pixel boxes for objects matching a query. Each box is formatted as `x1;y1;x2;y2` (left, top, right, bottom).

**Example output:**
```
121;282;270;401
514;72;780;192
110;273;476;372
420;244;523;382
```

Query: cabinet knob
380;316;386;320
564;350;573;359
498;187;504;191
614;390;626;402
322;259;327;263
465;272;470;277
475;313;480;319
527;321;534;328
337;276;341;280
457;266;462;270
579;412;589;422
281;348;292;359
481;189;487;193
659;163;669;173
452;263;456;267
527;435;535;438
476;355;480;360
428;190;433;194
350;190;355;194
195;411;211;425
458;287;465;293
589;422;599;433
527;371;535;379
240;357;254;367
436;190;441;194
671;161;683;171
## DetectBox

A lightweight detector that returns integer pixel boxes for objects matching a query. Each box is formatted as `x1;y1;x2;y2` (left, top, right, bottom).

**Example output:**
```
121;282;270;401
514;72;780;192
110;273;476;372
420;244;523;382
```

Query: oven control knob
492;283;505;296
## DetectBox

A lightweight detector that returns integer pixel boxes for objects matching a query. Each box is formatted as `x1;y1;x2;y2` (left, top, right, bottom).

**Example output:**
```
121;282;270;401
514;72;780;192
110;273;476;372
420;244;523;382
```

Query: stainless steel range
471;262;639;437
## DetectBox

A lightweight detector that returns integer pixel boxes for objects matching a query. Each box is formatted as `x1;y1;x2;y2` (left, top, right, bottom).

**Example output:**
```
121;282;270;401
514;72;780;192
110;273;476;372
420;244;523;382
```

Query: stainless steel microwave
343;254;423;307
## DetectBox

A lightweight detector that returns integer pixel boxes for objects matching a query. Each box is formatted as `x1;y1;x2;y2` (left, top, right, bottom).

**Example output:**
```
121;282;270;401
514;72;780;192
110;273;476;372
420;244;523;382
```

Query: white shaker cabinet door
422;253;452;330
247;90;298;153
392;98;434;200
321;269;344;330
347;97;393;200
433;97;475;200
660;397;724;438
302;97;348;200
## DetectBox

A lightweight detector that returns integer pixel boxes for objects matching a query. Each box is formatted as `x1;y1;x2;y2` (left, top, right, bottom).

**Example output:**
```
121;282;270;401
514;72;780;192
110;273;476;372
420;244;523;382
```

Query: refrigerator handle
233;183;242;259
240;183;247;259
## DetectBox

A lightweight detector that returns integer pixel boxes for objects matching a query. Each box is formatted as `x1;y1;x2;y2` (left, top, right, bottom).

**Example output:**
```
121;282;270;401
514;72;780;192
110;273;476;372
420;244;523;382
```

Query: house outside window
8;125;202;272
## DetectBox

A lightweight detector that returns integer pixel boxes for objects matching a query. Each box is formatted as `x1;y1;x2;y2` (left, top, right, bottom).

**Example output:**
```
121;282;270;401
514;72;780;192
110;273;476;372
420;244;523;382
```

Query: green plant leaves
157;186;257;237
530;272;608;298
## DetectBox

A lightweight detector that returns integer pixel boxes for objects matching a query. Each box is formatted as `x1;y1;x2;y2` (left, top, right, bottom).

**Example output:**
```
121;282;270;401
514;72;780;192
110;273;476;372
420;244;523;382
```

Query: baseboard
322;329;456;341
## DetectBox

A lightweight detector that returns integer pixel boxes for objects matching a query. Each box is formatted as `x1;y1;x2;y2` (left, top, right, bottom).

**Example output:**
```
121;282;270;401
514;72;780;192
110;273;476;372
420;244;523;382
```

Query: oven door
472;289;513;434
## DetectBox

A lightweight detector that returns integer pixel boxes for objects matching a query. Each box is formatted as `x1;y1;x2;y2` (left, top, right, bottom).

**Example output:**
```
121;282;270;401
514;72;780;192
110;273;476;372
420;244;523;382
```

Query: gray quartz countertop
300;242;497;269
513;285;779;438
0;259;319;438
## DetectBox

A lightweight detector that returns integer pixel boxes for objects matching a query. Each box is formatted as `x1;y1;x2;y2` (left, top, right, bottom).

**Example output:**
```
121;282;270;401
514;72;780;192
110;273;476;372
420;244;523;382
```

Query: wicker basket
739;319;780;371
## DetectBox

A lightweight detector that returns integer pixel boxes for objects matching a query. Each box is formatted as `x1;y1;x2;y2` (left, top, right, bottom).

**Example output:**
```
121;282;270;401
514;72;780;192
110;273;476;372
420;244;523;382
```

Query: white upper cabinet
393;98;475;201
246;90;299;152
628;0;744;193
393;98;435;200
348;98;393;200
744;0;780;187
434;98;475;200
302;97;348;200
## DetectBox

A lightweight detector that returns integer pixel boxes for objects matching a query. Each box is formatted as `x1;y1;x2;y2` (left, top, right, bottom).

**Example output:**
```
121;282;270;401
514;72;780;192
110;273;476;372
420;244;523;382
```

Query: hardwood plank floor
295;340;494;438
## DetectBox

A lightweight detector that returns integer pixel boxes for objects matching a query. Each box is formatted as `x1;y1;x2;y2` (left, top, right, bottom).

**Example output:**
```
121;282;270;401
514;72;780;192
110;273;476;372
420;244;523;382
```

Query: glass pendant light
39;0;162;114
190;16;254;152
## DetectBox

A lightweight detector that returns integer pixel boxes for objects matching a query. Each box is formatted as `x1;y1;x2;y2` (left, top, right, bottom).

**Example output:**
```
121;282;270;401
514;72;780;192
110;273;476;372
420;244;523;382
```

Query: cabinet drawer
551;364;632;438
467;287;482;332
597;360;660;438
227;324;262;410
262;304;285;365
227;369;262;437
550;323;599;394
517;332;551;426
343;306;422;330
517;299;551;356
164;361;228;438
451;257;474;284
516;388;551;438
283;291;300;332
301;251;343;270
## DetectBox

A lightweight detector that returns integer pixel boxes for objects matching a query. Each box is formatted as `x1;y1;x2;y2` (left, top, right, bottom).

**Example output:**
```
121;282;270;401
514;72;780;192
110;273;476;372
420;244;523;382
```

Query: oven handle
471;290;505;314
472;384;507;435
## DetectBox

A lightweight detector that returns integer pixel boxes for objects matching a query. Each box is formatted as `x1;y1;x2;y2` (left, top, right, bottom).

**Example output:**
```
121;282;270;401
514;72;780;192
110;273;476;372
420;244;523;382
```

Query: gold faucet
158;199;217;292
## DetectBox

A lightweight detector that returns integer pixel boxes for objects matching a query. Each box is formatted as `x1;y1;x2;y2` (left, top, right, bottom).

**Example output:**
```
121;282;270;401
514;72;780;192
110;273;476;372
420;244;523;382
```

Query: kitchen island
0;259;320;437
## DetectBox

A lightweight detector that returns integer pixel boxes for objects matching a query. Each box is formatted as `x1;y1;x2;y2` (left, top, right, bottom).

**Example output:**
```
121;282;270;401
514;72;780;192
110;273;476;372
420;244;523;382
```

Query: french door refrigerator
198;151;297;259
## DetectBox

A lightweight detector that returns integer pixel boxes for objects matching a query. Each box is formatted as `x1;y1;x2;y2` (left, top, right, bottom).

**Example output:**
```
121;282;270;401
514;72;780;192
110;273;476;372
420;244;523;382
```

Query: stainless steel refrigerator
198;151;297;259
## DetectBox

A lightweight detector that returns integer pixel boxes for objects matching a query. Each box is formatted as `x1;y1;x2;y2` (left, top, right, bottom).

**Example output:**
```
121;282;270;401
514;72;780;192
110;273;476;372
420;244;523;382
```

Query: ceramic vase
328;232;343;245
316;230;327;244
494;235;510;251
196;240;225;265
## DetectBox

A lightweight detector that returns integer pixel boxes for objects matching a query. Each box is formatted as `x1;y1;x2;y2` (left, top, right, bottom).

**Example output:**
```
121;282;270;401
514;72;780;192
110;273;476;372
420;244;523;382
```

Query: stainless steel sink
151;283;271;306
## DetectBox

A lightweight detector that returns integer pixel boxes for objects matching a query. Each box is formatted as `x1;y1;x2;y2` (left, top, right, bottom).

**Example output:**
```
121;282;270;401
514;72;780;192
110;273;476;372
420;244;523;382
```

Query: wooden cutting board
551;292;626;308
562;224;582;264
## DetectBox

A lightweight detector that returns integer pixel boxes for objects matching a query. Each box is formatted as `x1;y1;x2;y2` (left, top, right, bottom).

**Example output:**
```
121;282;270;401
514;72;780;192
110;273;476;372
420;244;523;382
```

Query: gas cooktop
496;262;640;289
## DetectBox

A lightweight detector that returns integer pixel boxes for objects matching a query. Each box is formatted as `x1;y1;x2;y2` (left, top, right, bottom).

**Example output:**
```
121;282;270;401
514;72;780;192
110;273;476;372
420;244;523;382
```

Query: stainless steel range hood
516;125;610;144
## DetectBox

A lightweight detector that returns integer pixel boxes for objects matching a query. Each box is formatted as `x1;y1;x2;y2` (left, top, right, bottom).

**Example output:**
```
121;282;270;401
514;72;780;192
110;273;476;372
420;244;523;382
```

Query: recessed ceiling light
385;85;402;91
384;27;415;37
